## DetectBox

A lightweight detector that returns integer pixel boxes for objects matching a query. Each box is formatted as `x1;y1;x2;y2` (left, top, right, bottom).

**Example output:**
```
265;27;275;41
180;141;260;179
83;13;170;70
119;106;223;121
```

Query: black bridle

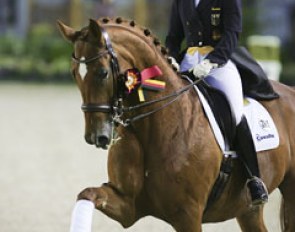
72;28;202;127
72;28;123;116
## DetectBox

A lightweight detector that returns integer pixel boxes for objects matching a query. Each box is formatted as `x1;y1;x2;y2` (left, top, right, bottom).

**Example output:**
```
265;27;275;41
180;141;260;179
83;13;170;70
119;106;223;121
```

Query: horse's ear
56;20;77;43
88;19;103;43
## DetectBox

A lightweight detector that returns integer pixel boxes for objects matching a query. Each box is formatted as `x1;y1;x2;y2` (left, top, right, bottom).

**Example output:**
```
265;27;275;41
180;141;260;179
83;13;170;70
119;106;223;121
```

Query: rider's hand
191;59;218;78
168;56;180;72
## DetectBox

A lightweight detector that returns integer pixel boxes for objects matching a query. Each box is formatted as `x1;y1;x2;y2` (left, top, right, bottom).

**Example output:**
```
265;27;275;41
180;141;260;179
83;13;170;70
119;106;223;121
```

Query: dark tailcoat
165;0;242;65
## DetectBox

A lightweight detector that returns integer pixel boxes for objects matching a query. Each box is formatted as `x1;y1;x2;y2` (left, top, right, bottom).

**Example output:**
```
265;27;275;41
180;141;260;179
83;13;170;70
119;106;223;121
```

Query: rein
119;77;201;126
73;27;202;127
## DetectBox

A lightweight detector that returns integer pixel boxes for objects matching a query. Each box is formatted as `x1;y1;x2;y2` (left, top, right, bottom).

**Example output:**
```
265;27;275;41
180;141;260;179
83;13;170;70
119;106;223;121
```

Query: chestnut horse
58;18;295;232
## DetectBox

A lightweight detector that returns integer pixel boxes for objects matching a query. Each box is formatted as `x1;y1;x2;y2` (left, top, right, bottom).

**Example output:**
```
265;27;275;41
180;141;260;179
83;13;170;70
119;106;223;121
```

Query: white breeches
180;50;244;125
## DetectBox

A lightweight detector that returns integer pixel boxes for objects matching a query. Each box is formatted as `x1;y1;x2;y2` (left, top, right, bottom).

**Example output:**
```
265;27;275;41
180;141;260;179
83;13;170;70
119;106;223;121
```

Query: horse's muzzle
84;122;112;150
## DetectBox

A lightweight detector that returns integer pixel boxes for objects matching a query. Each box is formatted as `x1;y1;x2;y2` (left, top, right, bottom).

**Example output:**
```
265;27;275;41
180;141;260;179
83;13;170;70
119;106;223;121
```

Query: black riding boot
235;116;268;206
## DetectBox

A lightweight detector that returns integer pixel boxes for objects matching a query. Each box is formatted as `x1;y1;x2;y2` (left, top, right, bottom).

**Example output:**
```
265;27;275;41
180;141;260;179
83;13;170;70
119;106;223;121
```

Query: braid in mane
98;17;178;72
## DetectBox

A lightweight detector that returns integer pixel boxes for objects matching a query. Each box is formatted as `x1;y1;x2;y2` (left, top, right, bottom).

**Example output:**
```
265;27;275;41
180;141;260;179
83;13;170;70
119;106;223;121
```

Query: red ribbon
141;65;163;82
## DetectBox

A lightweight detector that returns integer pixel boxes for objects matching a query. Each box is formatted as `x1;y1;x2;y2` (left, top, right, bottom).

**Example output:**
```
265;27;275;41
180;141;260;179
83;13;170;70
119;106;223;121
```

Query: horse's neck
109;25;204;145
106;23;212;172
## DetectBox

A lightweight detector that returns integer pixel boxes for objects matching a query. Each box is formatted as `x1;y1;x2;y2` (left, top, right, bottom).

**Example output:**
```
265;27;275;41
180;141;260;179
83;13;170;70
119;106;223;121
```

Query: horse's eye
97;68;109;79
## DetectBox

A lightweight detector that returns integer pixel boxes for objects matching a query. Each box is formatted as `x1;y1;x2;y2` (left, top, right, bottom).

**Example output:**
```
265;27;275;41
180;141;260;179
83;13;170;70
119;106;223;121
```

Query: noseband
72;27;202;127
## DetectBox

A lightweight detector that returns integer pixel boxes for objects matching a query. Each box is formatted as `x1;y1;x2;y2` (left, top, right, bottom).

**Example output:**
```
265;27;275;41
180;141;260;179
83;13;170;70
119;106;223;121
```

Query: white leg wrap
70;200;95;232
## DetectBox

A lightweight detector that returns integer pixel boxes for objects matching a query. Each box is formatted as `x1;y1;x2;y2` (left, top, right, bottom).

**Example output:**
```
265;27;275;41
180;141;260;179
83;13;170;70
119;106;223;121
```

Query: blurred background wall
0;0;294;84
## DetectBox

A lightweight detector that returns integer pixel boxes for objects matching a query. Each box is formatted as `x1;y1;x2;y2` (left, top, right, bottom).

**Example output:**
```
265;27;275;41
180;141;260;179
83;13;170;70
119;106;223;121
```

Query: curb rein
72;28;202;127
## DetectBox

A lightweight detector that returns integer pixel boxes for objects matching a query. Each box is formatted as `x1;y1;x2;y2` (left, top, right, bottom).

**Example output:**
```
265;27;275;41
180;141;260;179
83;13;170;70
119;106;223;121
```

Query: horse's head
57;19;123;149
58;18;179;149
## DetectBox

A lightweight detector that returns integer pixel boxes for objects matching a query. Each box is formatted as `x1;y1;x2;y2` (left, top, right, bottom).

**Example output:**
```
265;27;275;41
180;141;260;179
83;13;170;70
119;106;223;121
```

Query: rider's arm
206;0;242;66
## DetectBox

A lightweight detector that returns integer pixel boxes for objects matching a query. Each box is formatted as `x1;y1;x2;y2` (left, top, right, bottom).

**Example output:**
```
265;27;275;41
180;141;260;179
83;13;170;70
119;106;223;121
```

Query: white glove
168;56;180;72
191;59;218;78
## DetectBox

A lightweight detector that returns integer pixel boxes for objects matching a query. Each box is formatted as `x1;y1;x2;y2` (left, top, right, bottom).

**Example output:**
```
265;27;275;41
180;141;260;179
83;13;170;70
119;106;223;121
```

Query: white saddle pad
195;86;279;153
243;98;279;152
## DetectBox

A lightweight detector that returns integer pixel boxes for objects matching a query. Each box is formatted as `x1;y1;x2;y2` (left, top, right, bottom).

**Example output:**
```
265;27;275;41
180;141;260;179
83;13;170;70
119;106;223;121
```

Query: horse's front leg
78;183;138;228
78;129;144;228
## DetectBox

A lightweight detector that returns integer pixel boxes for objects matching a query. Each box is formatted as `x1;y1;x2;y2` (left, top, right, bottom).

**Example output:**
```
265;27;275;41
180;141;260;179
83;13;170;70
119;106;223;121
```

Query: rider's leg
235;116;268;205
205;60;268;205
206;60;244;125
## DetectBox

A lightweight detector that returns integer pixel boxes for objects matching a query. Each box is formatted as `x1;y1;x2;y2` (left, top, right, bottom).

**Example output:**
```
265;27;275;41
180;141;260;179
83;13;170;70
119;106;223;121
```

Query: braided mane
98;17;178;72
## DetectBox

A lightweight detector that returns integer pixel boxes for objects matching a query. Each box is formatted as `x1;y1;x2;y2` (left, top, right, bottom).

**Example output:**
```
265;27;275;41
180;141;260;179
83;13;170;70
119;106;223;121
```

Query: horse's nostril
96;135;110;149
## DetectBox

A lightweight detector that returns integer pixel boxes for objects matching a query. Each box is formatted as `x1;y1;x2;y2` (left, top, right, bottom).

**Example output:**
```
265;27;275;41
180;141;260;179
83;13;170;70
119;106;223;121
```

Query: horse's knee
77;185;138;227
78;187;95;201
77;187;107;208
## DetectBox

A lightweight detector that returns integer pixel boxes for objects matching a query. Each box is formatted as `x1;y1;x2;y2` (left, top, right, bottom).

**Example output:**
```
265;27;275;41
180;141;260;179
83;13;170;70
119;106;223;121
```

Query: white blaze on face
79;57;88;80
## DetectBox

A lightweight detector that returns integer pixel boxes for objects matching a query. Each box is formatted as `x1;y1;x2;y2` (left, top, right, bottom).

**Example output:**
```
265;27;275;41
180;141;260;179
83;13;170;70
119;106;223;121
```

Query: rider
165;0;268;205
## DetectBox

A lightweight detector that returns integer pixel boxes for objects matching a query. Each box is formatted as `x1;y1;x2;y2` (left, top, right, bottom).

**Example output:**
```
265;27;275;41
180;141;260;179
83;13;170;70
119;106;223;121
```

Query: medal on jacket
211;7;221;26
211;7;221;41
